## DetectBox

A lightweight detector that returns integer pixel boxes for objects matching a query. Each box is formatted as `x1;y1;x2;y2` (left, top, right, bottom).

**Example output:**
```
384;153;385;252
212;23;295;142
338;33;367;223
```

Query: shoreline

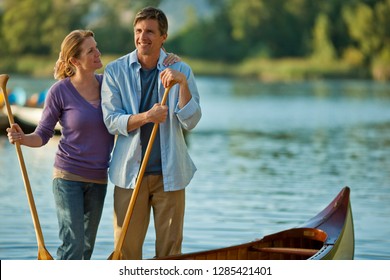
0;54;380;82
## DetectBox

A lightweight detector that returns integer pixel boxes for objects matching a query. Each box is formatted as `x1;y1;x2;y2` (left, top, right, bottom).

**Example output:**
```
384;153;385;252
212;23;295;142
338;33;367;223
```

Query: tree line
1;0;389;80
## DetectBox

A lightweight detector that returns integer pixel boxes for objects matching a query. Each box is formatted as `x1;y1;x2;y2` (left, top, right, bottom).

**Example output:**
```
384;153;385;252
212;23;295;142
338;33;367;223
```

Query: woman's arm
7;123;43;147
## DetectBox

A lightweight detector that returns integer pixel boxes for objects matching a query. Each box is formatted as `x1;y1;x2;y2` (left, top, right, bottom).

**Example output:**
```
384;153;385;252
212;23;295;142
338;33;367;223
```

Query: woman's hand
6;123;25;145
163;53;181;66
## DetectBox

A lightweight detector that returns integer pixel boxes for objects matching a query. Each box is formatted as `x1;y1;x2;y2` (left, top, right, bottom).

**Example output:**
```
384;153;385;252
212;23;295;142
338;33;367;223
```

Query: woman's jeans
53;178;107;260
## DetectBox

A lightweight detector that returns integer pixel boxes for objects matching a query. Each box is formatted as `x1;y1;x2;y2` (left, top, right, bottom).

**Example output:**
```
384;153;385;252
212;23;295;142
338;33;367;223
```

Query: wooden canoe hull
156;187;354;260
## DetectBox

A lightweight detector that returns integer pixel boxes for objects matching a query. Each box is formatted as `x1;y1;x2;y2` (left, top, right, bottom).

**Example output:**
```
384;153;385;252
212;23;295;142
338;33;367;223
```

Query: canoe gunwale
155;187;354;260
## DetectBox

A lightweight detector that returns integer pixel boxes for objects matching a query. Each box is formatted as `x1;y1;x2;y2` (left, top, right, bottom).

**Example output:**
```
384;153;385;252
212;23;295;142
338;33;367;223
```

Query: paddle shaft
0;74;53;260
110;86;172;260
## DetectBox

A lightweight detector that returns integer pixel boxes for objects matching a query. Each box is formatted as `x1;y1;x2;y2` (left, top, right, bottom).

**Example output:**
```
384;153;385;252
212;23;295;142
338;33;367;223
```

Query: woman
7;29;179;259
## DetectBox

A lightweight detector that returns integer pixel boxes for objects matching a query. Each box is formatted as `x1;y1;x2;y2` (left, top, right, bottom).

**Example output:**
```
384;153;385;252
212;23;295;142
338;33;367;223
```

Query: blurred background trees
0;0;389;80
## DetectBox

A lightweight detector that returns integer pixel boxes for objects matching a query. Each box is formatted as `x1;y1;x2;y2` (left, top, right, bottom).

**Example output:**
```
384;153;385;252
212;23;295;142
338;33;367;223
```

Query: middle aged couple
6;6;201;260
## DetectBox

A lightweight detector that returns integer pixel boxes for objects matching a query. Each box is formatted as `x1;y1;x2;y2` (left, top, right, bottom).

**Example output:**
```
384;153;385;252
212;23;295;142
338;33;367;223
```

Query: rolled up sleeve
101;67;131;136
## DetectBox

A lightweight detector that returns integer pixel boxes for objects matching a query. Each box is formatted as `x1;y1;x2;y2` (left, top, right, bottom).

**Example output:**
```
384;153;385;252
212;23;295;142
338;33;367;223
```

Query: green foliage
165;7;243;62
2;0;52;54
1;0;95;55
226;0;319;57
89;6;132;54
0;0;389;80
342;0;390;65
311;13;336;62
372;45;390;80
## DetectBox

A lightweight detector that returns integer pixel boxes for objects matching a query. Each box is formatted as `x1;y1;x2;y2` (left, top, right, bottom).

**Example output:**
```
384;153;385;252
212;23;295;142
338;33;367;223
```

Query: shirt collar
129;49;168;71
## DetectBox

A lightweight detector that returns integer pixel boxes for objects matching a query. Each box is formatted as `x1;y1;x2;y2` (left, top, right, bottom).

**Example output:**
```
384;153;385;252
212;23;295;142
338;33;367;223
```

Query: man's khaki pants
113;175;185;259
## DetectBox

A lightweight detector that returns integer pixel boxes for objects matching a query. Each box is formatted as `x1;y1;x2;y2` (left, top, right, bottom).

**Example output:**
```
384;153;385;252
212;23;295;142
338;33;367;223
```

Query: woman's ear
69;57;79;67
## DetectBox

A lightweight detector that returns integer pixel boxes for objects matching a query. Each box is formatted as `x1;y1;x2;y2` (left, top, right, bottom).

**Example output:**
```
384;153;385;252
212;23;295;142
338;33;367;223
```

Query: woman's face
73;36;102;72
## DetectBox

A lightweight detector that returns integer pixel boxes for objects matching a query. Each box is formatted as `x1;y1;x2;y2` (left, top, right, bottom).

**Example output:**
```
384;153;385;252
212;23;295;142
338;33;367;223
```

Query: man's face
134;19;167;56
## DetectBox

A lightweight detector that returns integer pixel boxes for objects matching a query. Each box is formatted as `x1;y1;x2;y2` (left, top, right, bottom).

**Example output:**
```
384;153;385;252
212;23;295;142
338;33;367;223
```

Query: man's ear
161;33;168;44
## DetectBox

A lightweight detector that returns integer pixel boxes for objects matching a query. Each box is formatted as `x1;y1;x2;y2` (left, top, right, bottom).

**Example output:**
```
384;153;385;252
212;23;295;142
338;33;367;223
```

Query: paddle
108;85;172;260
0;74;53;260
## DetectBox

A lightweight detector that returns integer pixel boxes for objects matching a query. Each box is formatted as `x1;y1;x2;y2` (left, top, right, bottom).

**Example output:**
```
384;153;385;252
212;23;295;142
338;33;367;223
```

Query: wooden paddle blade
38;247;54;260
108;250;123;260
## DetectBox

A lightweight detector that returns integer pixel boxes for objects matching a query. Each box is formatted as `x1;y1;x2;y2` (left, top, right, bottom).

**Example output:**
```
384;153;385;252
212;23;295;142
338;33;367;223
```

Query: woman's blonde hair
54;30;95;80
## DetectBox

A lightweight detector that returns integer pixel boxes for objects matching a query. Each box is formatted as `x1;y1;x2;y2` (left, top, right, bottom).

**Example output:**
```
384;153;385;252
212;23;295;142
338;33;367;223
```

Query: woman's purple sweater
35;75;114;181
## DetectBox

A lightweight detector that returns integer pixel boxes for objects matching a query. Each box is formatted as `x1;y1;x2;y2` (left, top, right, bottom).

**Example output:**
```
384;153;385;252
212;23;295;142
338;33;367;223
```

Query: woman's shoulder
49;78;70;92
46;78;71;101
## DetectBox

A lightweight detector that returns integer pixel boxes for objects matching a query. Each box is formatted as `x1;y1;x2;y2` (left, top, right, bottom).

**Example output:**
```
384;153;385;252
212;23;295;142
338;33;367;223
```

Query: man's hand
147;103;168;124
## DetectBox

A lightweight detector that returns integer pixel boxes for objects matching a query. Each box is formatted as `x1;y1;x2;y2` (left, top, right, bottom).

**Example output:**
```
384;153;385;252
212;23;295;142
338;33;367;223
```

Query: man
101;7;201;259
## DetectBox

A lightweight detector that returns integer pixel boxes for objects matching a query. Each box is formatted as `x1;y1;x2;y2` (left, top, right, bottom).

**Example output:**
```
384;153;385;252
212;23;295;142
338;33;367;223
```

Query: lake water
1;76;389;260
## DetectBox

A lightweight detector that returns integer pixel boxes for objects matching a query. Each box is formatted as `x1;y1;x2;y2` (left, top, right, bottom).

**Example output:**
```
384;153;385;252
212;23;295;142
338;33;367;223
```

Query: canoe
156;186;354;260
0;110;8;131
0;89;10;131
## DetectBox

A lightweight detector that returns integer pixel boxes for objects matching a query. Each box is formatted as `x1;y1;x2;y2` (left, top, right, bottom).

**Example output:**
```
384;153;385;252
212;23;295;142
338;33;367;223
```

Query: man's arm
126;103;168;132
160;68;192;109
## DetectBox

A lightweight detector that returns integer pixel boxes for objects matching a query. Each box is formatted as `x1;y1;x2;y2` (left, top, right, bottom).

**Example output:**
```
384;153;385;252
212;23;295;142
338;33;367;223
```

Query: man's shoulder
106;53;129;67
169;60;193;75
105;52;136;72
